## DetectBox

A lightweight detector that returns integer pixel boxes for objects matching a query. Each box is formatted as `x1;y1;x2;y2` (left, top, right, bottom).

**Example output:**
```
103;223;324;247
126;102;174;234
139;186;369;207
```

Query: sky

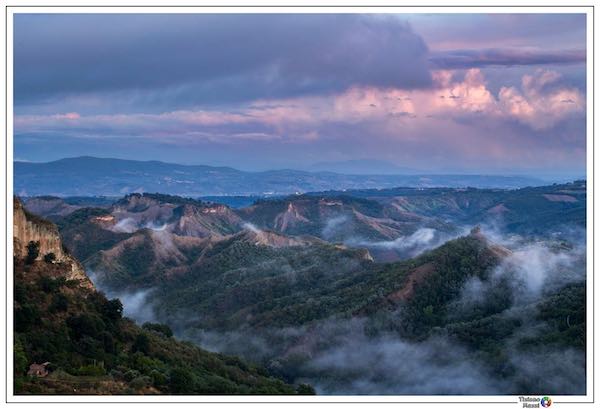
13;13;587;178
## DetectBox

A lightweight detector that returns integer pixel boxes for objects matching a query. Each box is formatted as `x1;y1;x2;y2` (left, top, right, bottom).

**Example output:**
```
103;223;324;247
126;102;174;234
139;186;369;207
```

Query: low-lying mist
180;318;504;394
345;227;467;261
87;270;157;324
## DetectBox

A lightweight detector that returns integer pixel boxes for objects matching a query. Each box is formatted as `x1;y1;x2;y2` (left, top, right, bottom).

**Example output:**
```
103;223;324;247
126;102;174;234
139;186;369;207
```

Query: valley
16;180;587;395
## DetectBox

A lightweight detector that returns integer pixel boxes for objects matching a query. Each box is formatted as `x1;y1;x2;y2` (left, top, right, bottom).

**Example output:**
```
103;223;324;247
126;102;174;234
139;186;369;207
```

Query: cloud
144;222;167;232
111;217;138;233
326;68;584;131
508;348;586;395
14;14;432;107
181;310;586;395
429;48;586;69
87;270;157;324
450;230;586;318
349;227;434;249
305;331;503;395
13;104;320;143
321;216;349;239
14;68;583;136
55;112;80;120
498;69;585;129
13;68;585;174
242;222;262;234
177;317;505;395
115;288;157;324
410;14;586;52
343;226;469;261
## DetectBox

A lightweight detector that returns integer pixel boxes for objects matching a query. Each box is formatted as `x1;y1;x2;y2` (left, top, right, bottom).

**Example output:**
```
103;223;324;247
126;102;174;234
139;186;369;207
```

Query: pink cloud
498;69;585;129
328;68;583;131
13;69;584;145
59;112;80;120
15;111;81;127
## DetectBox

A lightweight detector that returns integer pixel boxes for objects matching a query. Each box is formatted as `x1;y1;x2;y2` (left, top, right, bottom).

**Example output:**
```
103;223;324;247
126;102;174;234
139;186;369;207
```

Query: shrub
101;331;116;354
49;293;69;312
38;276;66;293
65;279;79;288
75;364;106;376
75;336;105;360
168;367;196;394
14;283;27;304
67;313;106;339
102;299;124;321
142;322;173;338
296;383;316;395
14;338;28;376
130;375;152;390
109;368;124;380
149;369;167;387
123;369;141;382
14;303;41;332
132;333;150;355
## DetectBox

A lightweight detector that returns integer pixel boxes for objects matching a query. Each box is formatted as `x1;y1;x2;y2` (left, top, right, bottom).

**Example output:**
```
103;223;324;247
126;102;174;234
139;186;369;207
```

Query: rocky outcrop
173;204;242;238
14;198;64;260
274;203;310;232
108;194;242;237
23;196;80;218
469;225;512;258
13;197;93;287
236;228;316;248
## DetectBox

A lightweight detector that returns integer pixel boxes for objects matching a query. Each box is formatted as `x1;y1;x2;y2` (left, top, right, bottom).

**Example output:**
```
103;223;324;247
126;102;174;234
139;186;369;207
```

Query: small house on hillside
27;362;50;378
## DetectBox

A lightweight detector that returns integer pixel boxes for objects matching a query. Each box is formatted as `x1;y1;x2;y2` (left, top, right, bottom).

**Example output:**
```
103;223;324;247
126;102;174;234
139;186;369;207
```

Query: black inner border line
4;4;595;405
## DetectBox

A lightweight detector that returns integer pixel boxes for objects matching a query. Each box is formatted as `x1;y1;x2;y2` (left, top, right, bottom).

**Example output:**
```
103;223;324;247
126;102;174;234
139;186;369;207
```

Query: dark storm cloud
429;48;586;69
14;14;432;107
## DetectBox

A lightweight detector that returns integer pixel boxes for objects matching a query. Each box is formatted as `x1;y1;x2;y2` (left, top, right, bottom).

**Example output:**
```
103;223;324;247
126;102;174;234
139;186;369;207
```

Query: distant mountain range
14;156;547;197
309;159;419;175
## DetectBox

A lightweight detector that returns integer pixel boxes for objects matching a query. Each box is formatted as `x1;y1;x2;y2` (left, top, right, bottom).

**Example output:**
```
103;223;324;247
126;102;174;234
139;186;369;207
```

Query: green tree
102;299;123;321
67;313;106;340
25;241;40;264
14;303;40;332
296;383;316;395
101;331;116;354
169;367;195;394
38;276;65;293
132;333;150;355
142;322;173;338
14;337;28;376
49;293;69;312
43;252;56;263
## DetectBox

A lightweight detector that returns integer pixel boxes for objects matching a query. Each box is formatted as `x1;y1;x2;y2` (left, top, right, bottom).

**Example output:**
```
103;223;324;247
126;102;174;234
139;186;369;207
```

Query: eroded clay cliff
13;197;93;287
